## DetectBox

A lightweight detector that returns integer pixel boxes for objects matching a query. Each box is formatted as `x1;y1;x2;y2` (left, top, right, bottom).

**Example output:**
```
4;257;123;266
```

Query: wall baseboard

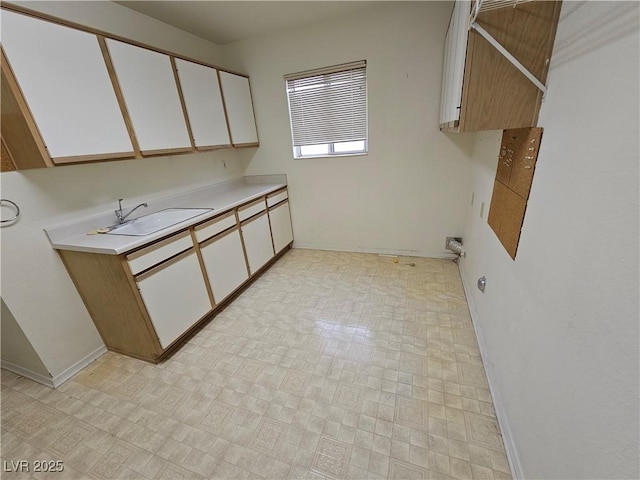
0;360;55;388
458;263;525;480
1;345;106;389
50;345;107;388
293;243;457;259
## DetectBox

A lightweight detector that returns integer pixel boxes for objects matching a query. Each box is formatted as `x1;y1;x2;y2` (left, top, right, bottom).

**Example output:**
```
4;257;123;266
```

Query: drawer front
237;197;266;222
267;189;288;208
127;231;193;275
194;211;237;243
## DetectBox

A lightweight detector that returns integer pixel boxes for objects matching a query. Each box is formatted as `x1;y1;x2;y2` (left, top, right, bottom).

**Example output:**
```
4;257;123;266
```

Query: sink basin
105;208;212;236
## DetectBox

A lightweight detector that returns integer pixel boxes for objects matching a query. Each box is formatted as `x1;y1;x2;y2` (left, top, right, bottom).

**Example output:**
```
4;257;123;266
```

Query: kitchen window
284;60;367;159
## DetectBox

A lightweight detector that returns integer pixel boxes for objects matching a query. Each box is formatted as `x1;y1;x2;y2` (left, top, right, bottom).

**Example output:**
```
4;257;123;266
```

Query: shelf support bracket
469;21;548;95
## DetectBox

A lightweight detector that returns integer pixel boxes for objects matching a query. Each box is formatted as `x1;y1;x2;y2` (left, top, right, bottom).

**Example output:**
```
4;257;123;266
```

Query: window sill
293;152;368;160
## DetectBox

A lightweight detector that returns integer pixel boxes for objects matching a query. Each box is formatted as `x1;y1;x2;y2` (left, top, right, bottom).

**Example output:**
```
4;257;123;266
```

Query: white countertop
45;175;287;255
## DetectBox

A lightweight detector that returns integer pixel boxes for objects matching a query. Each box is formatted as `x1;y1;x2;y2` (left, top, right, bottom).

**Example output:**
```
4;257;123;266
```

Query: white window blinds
284;61;367;147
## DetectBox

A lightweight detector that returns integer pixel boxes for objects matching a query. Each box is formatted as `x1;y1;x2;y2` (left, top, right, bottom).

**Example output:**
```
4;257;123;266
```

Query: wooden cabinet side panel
58;250;162;361
0;49;51;170
1;139;17;172
460;1;562;132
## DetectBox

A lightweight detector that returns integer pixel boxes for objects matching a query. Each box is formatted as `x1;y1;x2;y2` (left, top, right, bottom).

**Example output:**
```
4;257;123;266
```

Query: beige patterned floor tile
458;364;488;388
310;436;352;479
389;459;428;479
0;250;512;480
280;369;311;395
200;402;233;432
235;359;266;382
90;441;139;479
249;417;289;454
401;352;426;376
48;421;95;457
395;397;428;430
465;412;505;451
155;463;203;480
115;375;149;399
332;383;365;412
12;404;62;439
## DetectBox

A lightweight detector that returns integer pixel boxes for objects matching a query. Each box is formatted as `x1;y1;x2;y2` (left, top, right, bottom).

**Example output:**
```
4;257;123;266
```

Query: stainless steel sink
105;208;212;236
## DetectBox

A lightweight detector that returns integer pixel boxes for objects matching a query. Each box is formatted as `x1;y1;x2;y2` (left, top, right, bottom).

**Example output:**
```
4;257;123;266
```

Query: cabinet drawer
237;197;266;222
194;211;237;243
126;231;193;275
267;189;288;208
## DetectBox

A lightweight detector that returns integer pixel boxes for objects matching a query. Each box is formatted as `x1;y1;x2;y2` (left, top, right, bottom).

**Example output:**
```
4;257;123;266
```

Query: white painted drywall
223;2;474;257
459;2;640;478
1;298;49;378
0;1;245;379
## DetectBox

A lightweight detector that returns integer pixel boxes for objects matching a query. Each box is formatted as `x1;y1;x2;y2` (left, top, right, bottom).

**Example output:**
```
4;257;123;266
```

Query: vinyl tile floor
1;249;512;480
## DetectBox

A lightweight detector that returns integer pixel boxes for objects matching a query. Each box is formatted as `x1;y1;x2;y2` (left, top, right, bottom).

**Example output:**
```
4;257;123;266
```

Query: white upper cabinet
439;0;470;127
106;39;191;153
174;59;230;148
219;71;259;146
1;11;133;160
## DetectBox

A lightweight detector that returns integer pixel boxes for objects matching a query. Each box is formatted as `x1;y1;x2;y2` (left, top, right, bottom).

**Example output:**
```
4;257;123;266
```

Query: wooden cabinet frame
0;47;53;169
440;1;562;133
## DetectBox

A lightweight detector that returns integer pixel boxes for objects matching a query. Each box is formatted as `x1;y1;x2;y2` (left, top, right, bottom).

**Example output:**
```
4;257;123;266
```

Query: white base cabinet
200;227;249;304
269;201;294;254
136;250;211;348
58;186;293;363
241;213;275;275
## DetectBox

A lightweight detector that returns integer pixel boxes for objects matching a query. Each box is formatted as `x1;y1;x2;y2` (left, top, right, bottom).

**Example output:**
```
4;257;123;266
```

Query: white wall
459;2;639;478
0;2;245;379
1;298;49;378
224;2;474;257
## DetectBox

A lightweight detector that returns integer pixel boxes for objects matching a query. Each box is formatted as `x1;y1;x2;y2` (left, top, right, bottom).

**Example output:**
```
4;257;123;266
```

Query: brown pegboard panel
489;127;543;259
495;127;543;199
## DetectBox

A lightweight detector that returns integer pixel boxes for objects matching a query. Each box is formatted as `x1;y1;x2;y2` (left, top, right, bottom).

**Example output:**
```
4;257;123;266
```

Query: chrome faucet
115;198;148;224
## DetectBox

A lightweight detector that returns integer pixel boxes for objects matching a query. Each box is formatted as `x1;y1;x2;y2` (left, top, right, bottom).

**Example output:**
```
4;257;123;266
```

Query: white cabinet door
219;71;258;145
240;213;274;274
106;39;191;153
200;228;249;304
136;250;211;348
269;201;293;254
440;0;470;126
1;11;133;160
174;59;230;148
